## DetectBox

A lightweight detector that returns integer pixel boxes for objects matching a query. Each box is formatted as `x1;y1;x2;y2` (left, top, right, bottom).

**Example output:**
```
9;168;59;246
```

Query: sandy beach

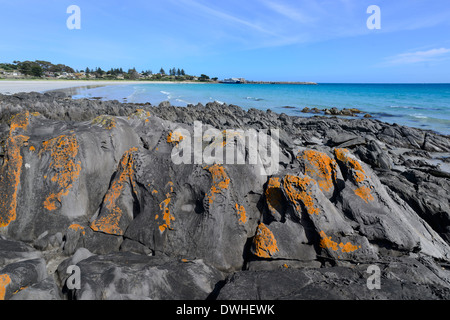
0;80;200;95
0;80;130;94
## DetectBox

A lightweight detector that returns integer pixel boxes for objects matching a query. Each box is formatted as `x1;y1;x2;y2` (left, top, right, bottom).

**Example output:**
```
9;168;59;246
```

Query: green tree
35;60;52;72
128;68;140;80
30;65;43;77
95;67;105;77
159;67;165;75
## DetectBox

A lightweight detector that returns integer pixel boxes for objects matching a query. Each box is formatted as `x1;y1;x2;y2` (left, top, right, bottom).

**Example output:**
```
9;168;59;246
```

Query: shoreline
0;80;211;95
1;80;448;136
0;79;320;95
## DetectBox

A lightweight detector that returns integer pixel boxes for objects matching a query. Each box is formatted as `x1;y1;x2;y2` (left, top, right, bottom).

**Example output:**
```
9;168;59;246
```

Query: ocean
71;83;450;135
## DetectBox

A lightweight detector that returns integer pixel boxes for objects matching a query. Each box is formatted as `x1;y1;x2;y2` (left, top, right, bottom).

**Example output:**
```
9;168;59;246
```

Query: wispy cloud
259;0;316;24
172;0;307;50
176;0;278;37
383;48;450;66
152;0;450;54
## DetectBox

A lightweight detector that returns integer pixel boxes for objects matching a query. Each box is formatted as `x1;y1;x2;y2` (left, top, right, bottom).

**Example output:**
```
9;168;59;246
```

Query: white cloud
260;0;316;24
176;0;278;37
384;48;450;66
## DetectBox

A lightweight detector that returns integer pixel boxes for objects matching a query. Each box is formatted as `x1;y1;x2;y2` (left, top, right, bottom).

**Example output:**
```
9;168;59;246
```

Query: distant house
44;71;56;78
221;78;244;84
74;72;85;79
1;71;23;78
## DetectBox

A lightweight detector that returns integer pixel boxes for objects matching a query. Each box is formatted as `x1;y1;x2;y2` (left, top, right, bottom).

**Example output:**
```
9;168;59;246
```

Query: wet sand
0;80;144;94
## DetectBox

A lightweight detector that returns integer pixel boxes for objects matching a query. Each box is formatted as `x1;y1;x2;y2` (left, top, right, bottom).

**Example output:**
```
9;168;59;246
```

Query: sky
0;0;450;83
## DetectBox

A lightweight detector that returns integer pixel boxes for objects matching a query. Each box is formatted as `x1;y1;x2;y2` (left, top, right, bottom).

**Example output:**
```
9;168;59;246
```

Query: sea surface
71;83;450;135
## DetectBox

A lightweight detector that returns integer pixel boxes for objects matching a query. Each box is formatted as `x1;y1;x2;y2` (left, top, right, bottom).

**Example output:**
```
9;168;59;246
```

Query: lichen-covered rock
0;258;47;300
0;111;141;250
1;92;450;300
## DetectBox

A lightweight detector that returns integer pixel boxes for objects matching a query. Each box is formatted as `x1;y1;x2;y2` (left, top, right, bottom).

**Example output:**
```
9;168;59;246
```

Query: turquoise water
72;83;450;135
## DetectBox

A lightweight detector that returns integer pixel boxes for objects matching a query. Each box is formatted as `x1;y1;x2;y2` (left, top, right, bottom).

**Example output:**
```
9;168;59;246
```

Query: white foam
412;113;428;119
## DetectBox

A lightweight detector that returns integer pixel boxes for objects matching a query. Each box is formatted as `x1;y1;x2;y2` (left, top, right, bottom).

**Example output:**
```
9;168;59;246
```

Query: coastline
1;80;448;136
0;79;319;95
0;80;210;95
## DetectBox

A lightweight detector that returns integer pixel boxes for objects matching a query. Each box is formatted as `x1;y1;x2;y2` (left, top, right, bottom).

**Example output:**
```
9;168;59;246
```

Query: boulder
58;252;224;300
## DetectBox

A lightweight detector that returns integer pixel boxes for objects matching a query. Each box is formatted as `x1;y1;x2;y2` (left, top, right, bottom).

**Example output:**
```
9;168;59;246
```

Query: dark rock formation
0;91;450;300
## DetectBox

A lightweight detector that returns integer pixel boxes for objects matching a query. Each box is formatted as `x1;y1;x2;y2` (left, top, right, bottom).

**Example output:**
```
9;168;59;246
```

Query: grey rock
59;252;224;300
10;276;62;300
218;257;450;300
0;236;42;266
0;258;47;300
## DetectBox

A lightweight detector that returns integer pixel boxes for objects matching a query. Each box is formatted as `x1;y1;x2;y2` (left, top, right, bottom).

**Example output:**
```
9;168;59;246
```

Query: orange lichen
334;148;374;202
13;286;28;295
0;274;11;300
0;112;33;227
29;146;35;152
265;177;284;217
43;194;59;211
133;109;151;119
0;135;29;228
334;148;366;183
319;231;339;251
267;176;281;189
220;130;243;148
283;174;320;215
253;223;279;258
156;182;176;233
319;231;360;254
92;115;116;130
68;223;85;235
235;203;247;225
167;131;184;146
301;150;337;193
90;147;138;235
158;196;174;233
354;186;375;204
339;241;360;253
204;164;230;204
9;111;30;135
40;134;81;211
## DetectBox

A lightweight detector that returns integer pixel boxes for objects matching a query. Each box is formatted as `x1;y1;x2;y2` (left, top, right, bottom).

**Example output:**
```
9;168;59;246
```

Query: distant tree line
0;60;74;77
0;60;217;82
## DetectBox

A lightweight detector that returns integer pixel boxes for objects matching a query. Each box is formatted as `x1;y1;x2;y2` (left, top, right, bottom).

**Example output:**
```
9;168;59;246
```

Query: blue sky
1;0;449;82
